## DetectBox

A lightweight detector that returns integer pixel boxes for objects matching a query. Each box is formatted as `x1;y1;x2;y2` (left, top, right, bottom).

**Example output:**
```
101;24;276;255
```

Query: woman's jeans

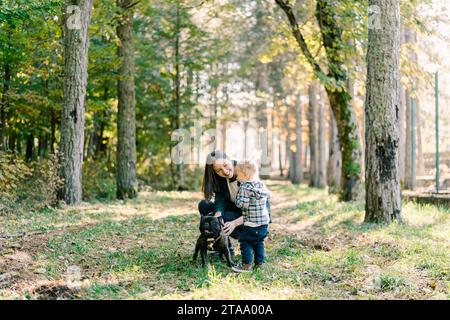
198;200;243;240
239;225;268;265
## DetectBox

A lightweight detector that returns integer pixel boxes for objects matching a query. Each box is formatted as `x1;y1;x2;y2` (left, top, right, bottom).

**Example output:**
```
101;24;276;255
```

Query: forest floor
0;180;448;300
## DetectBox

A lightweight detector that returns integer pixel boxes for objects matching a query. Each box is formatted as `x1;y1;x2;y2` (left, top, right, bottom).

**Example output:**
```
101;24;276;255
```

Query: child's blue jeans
239;224;269;265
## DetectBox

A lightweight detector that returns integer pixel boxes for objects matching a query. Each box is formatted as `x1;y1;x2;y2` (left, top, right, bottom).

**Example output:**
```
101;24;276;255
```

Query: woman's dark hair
202;150;229;200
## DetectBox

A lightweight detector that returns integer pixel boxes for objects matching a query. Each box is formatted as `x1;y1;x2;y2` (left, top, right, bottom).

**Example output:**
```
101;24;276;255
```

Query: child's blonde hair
236;160;258;180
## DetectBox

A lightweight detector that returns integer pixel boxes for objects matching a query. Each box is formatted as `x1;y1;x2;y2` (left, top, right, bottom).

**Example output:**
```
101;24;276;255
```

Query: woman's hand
223;216;244;236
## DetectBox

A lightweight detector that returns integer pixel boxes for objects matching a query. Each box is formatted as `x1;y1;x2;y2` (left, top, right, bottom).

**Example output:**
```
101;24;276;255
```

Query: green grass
0;181;448;300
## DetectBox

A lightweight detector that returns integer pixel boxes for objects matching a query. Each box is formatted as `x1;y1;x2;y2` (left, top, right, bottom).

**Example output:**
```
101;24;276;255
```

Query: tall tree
416;99;424;175
285;101;293;180
58;0;93;204
275;0;363;201
364;0;402;223
398;27;407;185
173;0;185;190
0;61;10;151
317;89;327;188
291;91;303;184
116;0;138;199
403;28;416;190
327;111;341;192
308;83;319;187
399;83;406;185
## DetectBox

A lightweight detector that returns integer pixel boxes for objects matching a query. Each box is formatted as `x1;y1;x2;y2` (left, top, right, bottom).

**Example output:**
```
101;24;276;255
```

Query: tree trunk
316;0;362;200
266;104;273;177
318;89;327;188
222;73;229;153
174;1;186;190
256;64;271;178
276;0;363;201
404;89;412;188
364;0;402;223
404;28;418;190
285;103;293;180
50;109;57;154
278;141;284;177
26;135;34;161
416;97;424;176
8;131;16;153
326;89;362;200
17;136;22;154
398;84;405;185
291;91;303;184
59;0;93;204
38;135;48;157
398;27;406;185
88;116;99;158
0;62;11;151
116;0;138;199
95;84;110;157
327;111;341;192
243;121;248;160
95;110;108;156
308;83;319;187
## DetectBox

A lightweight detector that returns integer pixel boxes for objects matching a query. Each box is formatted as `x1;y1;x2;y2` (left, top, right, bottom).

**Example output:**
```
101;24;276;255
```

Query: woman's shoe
231;263;252;273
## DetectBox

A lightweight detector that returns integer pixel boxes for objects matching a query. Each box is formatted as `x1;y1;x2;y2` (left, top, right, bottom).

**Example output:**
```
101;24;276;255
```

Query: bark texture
403;28;417;190
308;84;319;187
116;0;138;199
255;64;271;178
317;89;327;188
399;84;405;184
59;0;93;204
404;89;412;187
364;0;402;223
0;62;11;151
285;102;293;180
416;100;424;175
291;92;303;184
327;111;341;192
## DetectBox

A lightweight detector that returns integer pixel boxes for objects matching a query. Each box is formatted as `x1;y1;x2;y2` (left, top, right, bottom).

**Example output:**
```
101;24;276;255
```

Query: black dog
193;215;234;268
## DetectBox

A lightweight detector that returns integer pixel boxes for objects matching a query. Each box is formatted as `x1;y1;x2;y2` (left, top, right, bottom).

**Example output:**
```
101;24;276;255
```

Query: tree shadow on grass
40;212;240;298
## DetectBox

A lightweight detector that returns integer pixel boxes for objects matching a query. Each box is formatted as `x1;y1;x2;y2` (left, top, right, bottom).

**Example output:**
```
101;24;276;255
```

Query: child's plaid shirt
235;180;271;225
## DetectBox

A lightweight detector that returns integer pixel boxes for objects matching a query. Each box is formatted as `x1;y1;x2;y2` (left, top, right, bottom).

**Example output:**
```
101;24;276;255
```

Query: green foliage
23;153;63;207
0;0;63;160
379;274;408;292
344;160;361;176
0;151;32;194
0;152;62;214
139;159;203;191
82;160;117;201
134;0;221;177
0;152;32;214
0;0;443;202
